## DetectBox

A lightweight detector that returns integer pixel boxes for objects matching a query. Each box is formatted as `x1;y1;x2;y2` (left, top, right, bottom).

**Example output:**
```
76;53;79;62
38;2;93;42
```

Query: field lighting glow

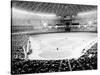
12;7;56;18
77;10;97;17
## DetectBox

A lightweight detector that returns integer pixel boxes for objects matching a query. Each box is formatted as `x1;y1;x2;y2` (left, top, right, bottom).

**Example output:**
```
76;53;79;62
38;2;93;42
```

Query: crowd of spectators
11;34;97;74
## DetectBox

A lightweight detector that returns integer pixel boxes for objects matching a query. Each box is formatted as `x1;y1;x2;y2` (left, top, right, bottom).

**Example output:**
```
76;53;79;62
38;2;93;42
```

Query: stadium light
12;7;56;18
77;10;97;17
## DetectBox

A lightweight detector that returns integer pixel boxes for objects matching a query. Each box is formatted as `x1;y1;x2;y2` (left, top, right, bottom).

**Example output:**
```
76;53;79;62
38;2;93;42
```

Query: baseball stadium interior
11;0;97;74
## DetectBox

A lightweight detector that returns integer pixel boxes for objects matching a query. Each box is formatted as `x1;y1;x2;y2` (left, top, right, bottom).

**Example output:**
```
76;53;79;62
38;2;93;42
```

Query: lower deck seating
11;43;97;74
